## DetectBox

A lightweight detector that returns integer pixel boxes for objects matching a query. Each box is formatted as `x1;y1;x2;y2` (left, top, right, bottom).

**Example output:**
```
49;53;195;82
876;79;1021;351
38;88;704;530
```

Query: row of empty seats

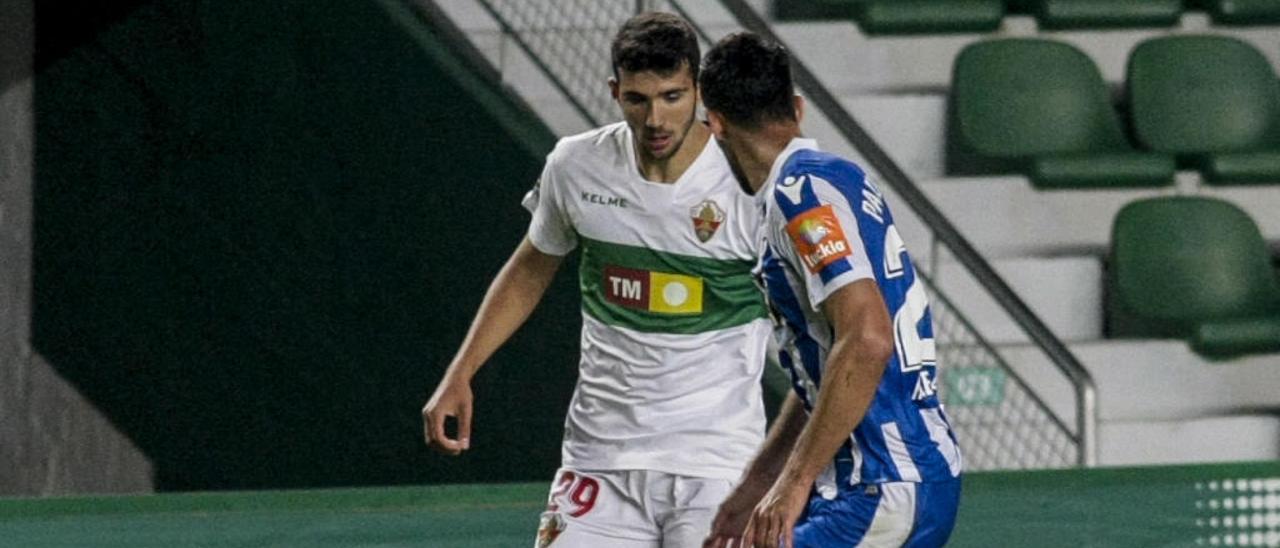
947;35;1280;188
766;3;1280;357
1108;196;1280;357
775;0;1280;34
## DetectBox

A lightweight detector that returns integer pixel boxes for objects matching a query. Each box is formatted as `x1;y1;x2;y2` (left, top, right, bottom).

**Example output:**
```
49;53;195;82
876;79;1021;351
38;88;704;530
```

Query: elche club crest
537;511;566;547
690;199;725;243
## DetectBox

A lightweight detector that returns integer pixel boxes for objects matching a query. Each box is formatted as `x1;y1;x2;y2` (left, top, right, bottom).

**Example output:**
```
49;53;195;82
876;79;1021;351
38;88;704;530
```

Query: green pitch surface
0;484;544;547
2;461;1277;547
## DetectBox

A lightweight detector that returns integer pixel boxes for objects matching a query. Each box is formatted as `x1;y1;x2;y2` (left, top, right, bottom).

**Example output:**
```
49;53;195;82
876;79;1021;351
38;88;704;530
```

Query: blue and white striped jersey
755;138;962;495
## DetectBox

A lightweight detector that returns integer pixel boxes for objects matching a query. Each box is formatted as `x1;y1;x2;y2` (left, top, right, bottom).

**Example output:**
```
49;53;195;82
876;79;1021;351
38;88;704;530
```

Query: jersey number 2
882;224;936;373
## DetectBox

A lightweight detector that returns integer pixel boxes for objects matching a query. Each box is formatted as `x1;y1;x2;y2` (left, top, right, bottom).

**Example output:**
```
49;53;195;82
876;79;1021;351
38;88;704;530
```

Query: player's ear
705;110;726;138
793;94;806;125
609;76;620;102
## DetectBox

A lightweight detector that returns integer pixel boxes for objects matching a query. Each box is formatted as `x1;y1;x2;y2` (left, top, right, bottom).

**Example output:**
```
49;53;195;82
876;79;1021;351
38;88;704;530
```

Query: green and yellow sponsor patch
602;266;703;315
579;238;766;334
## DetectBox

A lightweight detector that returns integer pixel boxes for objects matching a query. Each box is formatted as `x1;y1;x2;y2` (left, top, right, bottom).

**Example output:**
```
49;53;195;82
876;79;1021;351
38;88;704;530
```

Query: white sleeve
522;150;577;256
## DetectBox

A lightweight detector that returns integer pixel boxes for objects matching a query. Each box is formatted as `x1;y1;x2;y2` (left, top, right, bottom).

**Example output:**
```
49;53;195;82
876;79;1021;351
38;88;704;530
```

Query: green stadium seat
1127;36;1280;185
773;0;864;21
1188;0;1280;25
859;0;1004;35
1107;197;1280;357
1005;0;1039;14
1033;0;1183;29
948;39;1175;188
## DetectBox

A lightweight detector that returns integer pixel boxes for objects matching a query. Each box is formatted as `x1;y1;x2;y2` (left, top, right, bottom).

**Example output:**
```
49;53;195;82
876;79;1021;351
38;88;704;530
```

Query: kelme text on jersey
581;192;628;208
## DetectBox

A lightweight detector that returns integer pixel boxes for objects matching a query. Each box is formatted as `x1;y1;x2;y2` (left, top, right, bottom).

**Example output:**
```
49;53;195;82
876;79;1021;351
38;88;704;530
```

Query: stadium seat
1127;35;1280;185
858;0;1004;35
1004;0;1038;14
1032;0;1183;29
1107;197;1280;357
773;0;864;21
1187;0;1280;25
948;39;1174;188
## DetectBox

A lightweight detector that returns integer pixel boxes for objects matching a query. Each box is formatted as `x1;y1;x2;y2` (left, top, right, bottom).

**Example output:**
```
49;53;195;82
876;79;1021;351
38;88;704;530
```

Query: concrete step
1099;415;1280;466
773;14;1280;94
931;254;1103;344
995;340;1280;427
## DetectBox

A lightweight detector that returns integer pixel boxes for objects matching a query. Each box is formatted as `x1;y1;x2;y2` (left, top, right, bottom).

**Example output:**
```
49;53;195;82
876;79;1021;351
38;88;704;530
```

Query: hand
703;480;769;548
742;481;809;548
422;375;473;455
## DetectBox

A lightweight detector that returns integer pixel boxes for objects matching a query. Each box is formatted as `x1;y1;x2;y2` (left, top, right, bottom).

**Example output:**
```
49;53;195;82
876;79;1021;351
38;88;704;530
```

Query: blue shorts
793;478;962;547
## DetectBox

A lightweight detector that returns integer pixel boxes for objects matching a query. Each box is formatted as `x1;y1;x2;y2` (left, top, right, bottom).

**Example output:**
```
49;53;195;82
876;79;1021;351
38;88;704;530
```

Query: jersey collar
757;137;819;206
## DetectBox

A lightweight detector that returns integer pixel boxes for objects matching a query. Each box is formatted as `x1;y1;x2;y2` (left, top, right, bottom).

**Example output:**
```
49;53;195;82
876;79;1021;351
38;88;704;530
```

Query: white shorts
534;467;735;548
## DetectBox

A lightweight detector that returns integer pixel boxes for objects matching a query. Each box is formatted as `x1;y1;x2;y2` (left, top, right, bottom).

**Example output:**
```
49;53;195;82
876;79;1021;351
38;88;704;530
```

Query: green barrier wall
32;0;580;491
1;461;1276;547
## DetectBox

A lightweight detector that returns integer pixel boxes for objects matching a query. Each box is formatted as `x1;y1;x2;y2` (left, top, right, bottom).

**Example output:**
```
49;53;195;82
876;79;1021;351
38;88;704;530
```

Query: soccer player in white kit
422;13;771;547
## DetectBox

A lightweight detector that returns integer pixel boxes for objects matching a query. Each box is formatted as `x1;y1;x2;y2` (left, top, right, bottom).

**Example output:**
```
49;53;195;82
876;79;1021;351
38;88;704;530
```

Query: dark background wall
29;0;581;491
2;0;155;496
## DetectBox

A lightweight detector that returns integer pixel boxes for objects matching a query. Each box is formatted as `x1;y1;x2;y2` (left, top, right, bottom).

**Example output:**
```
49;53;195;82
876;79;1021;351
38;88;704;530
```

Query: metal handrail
708;0;1097;466
398;0;558;157
471;1;598;130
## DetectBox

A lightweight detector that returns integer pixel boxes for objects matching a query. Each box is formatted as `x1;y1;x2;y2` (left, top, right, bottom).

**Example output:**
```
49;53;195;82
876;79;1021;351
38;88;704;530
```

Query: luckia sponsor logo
785;205;851;274
797;219;830;246
801;240;849;271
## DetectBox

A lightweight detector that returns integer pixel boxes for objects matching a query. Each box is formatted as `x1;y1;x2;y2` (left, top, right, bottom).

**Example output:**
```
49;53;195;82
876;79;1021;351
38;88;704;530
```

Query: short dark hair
700;32;796;128
611;12;700;82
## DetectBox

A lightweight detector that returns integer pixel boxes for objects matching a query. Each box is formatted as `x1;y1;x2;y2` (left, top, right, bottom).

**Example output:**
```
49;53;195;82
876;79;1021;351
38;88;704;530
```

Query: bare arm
704;392;807;548
422;237;564;455
739;392;808;496
745;278;895;547
775;278;893;490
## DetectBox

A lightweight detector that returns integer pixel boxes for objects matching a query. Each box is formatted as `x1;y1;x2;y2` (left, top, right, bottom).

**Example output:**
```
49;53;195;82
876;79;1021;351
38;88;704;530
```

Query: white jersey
523;122;770;480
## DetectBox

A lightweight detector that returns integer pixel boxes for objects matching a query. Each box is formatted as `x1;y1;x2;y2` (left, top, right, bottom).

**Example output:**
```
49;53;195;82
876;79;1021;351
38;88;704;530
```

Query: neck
740;124;800;193
636;122;709;183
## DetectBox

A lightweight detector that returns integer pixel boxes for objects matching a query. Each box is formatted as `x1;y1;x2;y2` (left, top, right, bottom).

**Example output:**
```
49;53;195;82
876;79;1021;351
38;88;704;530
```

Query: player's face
611;65;698;163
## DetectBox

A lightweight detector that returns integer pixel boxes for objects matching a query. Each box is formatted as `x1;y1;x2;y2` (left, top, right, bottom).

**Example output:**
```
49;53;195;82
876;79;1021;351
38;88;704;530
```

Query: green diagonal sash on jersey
578;237;767;334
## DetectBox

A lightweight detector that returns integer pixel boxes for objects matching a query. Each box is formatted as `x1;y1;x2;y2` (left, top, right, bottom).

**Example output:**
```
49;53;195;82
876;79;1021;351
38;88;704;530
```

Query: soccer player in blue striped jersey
699;32;962;548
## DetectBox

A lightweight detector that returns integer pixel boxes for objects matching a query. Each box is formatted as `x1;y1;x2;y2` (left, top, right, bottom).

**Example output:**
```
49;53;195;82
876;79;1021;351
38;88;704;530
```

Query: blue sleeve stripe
761;247;825;389
773;175;824;221
817;257;853;283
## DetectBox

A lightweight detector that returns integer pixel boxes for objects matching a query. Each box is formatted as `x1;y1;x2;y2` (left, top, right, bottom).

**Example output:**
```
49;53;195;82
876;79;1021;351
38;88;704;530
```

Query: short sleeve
771;173;874;310
522;149;577;256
